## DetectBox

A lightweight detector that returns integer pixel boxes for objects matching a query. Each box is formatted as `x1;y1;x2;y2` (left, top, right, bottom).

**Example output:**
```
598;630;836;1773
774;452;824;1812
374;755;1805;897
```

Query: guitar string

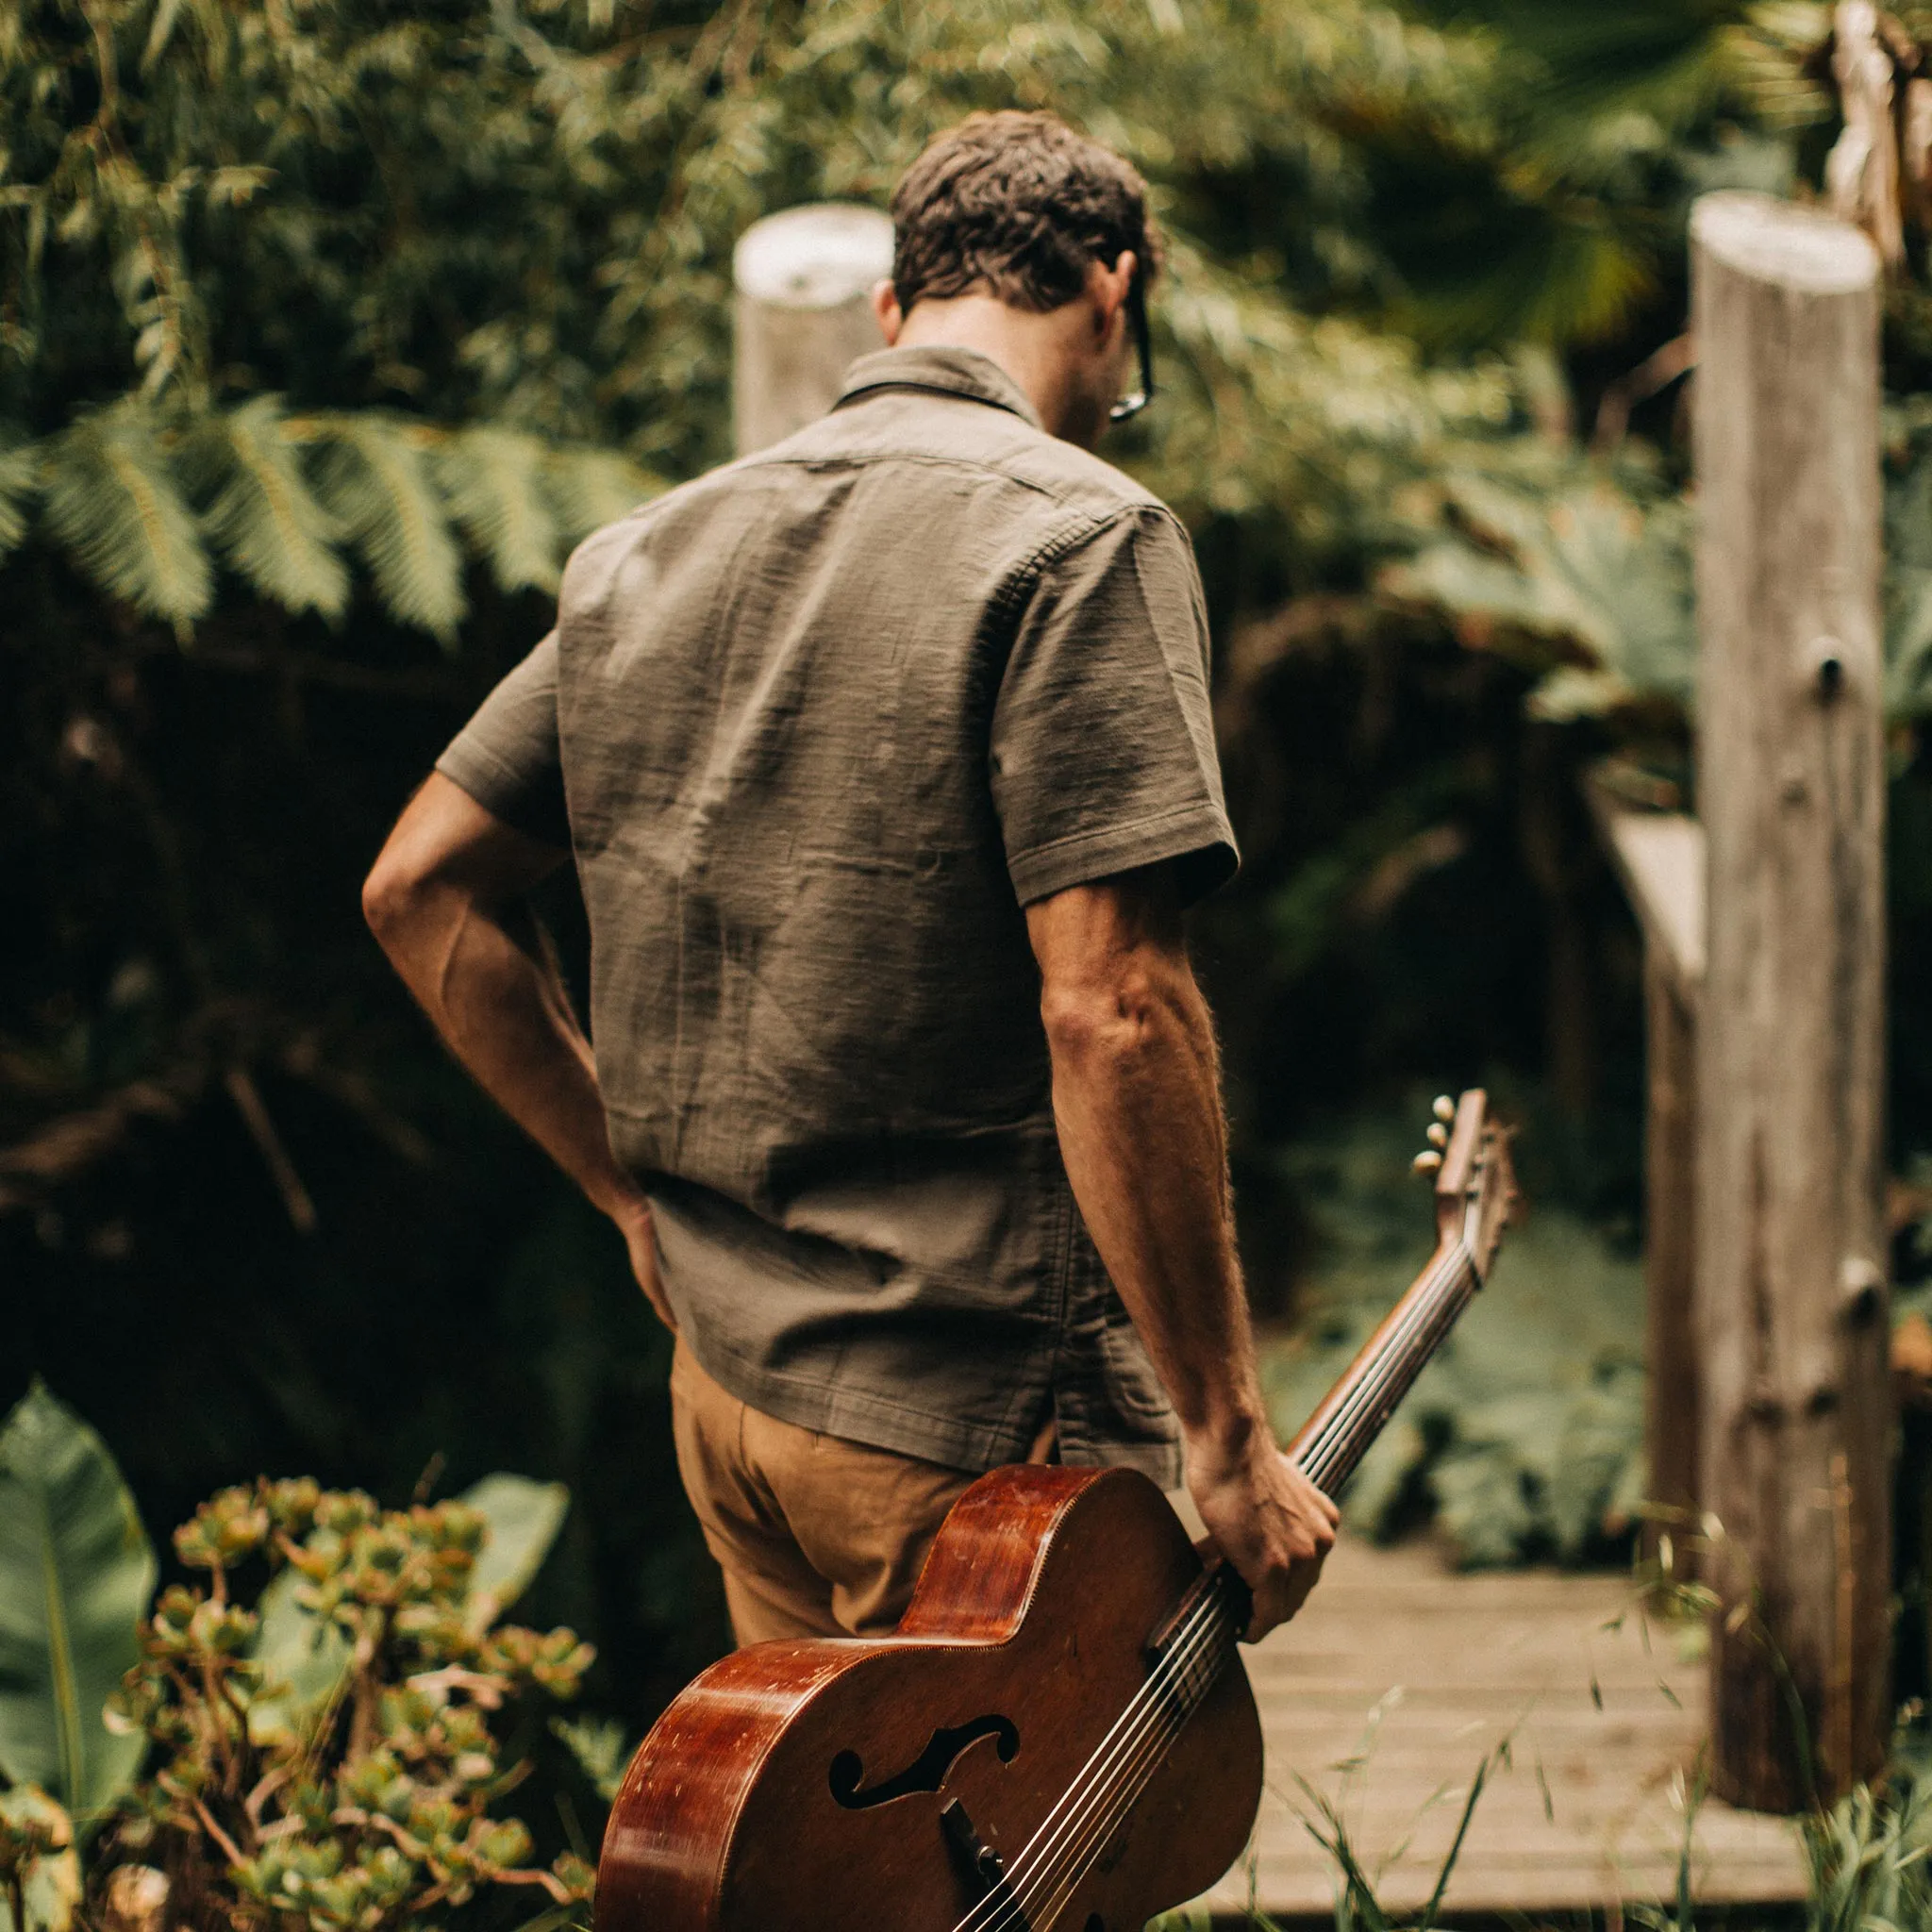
1006;1597;1229;1925
1299;1239;1471;1486
964;1593;1229;1932
960;1244;1471;1932
953;1230;1484;1931
951;1593;1224;1932
1296;1242;1475;1492
1006;1606;1235;1932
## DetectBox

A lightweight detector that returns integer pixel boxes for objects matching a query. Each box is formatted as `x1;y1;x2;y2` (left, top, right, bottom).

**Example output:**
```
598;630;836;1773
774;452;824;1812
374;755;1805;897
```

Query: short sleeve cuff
1006;802;1239;908
434;740;570;848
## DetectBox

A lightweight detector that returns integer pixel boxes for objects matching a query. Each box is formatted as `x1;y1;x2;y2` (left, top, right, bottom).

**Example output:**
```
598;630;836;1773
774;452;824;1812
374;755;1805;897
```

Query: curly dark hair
890;110;1159;315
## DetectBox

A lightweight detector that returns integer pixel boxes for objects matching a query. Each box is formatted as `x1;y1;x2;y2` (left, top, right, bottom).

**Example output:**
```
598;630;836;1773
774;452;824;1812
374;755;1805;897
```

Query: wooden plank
1196;1537;1807;1917
1580;775;1702;1554
1643;951;1701;1571
1591;803;1707;1007
1690;189;1891;1808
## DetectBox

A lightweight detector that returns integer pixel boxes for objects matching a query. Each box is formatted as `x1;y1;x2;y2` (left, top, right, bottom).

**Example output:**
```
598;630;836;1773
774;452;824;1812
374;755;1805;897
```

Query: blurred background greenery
14;0;1932;1754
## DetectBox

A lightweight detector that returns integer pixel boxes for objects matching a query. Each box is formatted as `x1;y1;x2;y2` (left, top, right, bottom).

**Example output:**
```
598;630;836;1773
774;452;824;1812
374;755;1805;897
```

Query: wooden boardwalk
1197;1537;1808;1920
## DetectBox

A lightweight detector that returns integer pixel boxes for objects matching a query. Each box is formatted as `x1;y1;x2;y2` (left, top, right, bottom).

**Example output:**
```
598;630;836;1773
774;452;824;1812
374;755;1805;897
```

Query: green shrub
0;1383;596;1932
1260;1110;1645;1567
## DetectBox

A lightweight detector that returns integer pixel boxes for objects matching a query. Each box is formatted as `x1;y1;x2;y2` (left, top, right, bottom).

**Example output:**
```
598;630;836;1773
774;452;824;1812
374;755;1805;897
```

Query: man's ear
1090;249;1136;345
871;278;904;346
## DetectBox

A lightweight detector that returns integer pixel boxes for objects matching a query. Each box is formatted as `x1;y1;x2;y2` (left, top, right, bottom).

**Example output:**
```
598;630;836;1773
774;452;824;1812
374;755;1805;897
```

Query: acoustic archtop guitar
596;1091;1516;1932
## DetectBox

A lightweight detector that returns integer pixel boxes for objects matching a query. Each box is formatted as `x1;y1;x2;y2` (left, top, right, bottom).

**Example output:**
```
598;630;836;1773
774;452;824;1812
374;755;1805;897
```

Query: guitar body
596;1465;1263;1932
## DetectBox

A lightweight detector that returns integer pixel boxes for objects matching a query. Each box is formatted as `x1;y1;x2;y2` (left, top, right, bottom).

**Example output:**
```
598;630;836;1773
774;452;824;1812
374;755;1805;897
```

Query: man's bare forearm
364;776;670;1324
363;777;642;1213
1030;884;1263;1448
1026;871;1335;1635
378;888;635;1215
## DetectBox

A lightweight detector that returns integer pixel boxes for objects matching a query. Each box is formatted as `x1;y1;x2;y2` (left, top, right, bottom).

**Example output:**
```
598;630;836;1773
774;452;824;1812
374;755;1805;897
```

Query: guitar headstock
1411;1089;1517;1282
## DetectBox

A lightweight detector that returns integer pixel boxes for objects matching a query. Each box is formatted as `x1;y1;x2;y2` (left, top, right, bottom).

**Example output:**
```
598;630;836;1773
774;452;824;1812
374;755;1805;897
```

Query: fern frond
42;403;212;633
303;414;464;644
434;426;562;596
0;435;40;559
190;397;349;619
541;446;662;546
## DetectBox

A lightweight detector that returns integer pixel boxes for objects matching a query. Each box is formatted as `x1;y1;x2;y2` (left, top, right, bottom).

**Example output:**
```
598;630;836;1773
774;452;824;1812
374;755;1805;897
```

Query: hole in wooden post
1840;1255;1884;1324
1807;635;1846;703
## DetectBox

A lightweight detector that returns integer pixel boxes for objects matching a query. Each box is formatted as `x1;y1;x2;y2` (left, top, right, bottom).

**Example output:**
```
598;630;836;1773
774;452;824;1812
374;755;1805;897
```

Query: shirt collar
834;345;1043;431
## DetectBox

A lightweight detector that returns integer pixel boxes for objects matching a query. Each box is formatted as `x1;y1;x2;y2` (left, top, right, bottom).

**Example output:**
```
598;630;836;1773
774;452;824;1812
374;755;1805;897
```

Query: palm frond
41;403;212;633
1723;3;1835;131
190;397;349;620
541;446;663;547
1469;0;1757;142
0;436;40;559
434;426;562;596
304;414;464;645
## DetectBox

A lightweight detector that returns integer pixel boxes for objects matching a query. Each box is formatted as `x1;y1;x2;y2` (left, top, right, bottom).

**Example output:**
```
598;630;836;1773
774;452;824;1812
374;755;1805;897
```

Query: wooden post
1690;191;1890;1810
1587;779;1707;1572
732;204;893;457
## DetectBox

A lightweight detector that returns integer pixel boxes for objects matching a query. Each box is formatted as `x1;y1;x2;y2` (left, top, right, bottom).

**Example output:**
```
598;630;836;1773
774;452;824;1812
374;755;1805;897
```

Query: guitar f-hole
827;1713;1019;1808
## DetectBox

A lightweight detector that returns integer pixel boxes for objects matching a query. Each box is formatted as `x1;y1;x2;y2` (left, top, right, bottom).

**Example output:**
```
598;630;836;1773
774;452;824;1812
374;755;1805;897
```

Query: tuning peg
1432;1095;1456;1124
1412;1149;1442;1175
1426;1122;1449;1148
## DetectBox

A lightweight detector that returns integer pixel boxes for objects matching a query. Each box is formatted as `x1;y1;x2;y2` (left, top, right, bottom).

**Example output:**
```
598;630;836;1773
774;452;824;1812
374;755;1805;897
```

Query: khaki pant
669;1339;983;1645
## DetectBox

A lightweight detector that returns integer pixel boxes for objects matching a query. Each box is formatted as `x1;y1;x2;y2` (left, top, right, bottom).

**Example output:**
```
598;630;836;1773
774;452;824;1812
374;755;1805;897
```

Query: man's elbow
361;844;431;956
1040;967;1166;1074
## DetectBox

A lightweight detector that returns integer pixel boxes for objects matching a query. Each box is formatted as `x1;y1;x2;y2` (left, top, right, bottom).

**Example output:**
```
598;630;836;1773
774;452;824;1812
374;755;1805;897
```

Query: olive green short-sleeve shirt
436;345;1237;1481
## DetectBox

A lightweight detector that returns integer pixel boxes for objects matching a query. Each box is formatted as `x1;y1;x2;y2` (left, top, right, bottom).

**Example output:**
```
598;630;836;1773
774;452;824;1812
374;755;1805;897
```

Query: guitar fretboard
1291;1238;1481;1500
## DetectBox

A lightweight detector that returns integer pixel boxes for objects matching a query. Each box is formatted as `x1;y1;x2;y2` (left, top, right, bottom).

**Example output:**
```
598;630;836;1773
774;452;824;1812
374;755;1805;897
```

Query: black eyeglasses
1108;270;1155;423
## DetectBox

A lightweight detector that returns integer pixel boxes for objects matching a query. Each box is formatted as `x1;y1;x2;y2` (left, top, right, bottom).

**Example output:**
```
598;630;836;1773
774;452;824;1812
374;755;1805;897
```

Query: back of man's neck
894;296;1086;444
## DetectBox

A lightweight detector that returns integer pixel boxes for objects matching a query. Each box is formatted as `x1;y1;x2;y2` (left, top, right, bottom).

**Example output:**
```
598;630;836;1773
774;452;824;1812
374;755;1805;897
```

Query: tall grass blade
1416;1756;1487;1932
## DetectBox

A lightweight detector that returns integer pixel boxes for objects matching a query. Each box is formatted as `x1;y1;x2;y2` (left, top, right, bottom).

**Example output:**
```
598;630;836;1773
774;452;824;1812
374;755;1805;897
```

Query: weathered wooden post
1690;190;1890;1809
733;204;893;458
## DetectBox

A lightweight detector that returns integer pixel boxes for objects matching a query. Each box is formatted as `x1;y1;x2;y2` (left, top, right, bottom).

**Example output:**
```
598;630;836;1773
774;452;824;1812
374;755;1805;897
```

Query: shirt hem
678;1329;1043;1474
1008;803;1239;908
434;745;569;847
675;1327;1185;1488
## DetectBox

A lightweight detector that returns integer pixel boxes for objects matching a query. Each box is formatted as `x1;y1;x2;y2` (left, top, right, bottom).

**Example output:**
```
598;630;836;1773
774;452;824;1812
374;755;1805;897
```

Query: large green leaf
0;1384;154;1824
243;1566;353;1751
0;439;39;560
435;427;562;596
541;447;662;546
459;1474;569;1633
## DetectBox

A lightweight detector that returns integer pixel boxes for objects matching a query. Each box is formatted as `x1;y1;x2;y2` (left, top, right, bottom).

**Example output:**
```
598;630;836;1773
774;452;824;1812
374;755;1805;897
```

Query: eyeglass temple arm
1108;272;1155;424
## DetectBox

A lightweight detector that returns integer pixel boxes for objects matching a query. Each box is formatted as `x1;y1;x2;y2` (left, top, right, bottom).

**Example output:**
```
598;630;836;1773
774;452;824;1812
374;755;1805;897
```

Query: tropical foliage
0;1384;593;1932
0;1384;153;1838
0;0;1551;633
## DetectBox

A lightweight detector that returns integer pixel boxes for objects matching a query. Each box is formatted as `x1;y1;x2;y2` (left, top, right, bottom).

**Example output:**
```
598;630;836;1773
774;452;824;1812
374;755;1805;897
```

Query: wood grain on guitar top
595;1466;1263;1932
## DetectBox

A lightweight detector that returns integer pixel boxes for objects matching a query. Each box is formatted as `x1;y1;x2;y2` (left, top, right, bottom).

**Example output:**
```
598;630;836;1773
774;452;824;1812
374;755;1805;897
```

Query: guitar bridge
940;1799;1033;1931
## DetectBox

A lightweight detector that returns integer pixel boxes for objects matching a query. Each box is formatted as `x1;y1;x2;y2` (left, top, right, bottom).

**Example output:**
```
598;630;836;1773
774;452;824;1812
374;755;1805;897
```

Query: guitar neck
1169;1234;1484;1705
1284;1235;1482;1499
